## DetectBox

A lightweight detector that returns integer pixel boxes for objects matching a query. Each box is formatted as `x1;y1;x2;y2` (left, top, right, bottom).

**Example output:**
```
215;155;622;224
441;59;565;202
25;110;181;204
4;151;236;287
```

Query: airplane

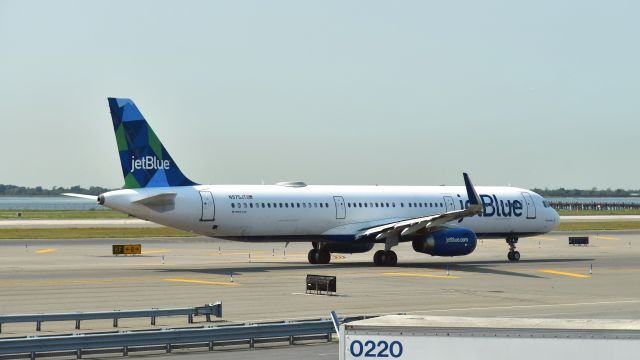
66;98;560;266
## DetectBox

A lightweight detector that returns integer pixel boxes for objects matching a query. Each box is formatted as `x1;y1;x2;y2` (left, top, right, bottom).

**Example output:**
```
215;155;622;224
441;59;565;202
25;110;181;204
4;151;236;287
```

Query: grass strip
558;210;640;216
0;227;195;239
557;221;640;231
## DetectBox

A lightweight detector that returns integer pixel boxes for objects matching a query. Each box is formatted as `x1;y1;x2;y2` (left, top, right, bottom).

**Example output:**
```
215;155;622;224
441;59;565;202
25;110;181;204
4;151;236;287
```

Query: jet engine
411;228;477;256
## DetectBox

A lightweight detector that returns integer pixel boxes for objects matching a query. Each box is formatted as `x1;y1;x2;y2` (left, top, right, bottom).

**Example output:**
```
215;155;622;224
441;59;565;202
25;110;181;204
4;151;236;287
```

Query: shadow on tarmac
153;257;595;279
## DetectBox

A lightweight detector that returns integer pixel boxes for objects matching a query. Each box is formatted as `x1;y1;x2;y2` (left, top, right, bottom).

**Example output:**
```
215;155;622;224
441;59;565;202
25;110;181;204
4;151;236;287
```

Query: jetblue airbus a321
66;98;560;266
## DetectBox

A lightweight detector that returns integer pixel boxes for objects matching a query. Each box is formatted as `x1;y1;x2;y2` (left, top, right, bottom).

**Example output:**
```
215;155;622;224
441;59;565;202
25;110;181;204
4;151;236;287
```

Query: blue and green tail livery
108;98;197;188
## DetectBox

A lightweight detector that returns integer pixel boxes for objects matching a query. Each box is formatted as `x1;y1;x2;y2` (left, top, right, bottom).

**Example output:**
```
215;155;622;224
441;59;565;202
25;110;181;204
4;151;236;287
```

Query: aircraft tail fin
107;98;198;189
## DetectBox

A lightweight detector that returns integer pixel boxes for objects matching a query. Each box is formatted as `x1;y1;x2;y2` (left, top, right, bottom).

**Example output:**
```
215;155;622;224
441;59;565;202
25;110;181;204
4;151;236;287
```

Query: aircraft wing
355;173;483;241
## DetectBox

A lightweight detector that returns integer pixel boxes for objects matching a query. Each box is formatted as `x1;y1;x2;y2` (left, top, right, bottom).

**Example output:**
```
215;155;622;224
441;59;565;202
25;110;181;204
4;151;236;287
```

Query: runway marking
209;251;271;256
141;249;172;254
35;248;56;254
161;278;240;286
541;269;591;278
332;255;346;260
533;236;557;241
383;272;460;279
597;235;620;241
4;277;151;286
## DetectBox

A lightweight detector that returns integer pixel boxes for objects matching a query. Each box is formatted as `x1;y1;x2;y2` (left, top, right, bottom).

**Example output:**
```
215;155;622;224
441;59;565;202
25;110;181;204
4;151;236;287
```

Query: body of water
0;196;106;210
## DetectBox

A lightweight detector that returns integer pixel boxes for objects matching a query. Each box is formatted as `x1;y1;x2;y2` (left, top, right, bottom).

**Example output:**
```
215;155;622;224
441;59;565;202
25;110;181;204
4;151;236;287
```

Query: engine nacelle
412;228;477;257
323;242;375;254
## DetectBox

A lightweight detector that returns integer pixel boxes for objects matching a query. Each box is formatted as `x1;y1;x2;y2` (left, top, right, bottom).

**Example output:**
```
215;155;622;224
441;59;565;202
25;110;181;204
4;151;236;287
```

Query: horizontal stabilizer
62;193;98;201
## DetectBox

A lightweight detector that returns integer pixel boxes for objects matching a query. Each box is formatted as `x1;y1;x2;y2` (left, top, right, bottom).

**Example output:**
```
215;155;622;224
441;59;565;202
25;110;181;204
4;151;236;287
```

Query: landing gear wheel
308;249;318;264
315;248;331;264
507;250;521;262
506;237;520;262
373;250;385;266
383;251;398;266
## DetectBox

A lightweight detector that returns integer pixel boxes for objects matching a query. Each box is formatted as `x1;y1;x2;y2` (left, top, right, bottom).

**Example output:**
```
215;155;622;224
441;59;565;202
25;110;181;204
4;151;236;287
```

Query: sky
0;0;638;189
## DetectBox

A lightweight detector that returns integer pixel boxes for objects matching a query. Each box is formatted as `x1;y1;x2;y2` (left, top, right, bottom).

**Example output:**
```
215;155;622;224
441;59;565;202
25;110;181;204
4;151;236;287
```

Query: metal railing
0;303;222;333
0;318;348;359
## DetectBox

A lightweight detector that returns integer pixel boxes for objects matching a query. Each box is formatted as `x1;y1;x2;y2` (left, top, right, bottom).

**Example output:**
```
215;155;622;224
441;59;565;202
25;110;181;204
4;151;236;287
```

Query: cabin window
231;203;235;208
440;203;443;207
408;203;412;208
250;203;253;208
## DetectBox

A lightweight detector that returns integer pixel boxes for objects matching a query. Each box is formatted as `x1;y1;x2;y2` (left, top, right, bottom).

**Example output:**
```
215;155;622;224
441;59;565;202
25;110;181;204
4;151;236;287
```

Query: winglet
463;173;482;213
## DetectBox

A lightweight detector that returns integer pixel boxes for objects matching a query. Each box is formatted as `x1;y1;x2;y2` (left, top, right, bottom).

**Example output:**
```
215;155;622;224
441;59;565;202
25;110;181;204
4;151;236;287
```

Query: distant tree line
0;184;116;196
531;187;640;197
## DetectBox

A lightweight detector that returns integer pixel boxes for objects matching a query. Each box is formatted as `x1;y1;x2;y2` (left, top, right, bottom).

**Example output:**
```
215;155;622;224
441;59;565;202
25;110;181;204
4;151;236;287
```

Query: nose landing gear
506;237;520;261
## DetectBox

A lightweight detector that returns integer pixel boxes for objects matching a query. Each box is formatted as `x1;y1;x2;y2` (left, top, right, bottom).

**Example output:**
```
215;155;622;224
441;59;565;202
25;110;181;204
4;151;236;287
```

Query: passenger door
199;191;215;221
333;196;346;219
443;196;455;212
521;192;536;219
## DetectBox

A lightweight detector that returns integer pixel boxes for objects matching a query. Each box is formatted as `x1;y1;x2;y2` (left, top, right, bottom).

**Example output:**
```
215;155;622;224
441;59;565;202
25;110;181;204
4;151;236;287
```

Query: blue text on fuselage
458;194;523;222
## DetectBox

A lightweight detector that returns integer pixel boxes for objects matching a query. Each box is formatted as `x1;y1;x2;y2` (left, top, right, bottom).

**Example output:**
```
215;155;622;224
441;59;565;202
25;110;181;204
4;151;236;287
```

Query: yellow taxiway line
161;278;240;286
597;236;620;241
383;272;460;279
141;249;172;254
541;269;591;278
35;248;56;254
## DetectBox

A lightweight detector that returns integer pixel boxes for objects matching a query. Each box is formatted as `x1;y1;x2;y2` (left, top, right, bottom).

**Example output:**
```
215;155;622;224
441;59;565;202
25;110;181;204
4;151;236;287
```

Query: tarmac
1;230;639;358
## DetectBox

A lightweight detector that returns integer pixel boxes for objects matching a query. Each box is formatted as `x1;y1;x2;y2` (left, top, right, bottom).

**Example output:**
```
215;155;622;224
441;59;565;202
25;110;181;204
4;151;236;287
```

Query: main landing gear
373;233;399;266
308;246;331;265
506;237;520;262
373;250;397;266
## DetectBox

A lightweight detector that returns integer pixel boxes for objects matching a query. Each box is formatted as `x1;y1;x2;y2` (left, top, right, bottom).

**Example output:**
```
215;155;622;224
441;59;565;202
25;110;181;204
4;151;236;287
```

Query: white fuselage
101;184;559;243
